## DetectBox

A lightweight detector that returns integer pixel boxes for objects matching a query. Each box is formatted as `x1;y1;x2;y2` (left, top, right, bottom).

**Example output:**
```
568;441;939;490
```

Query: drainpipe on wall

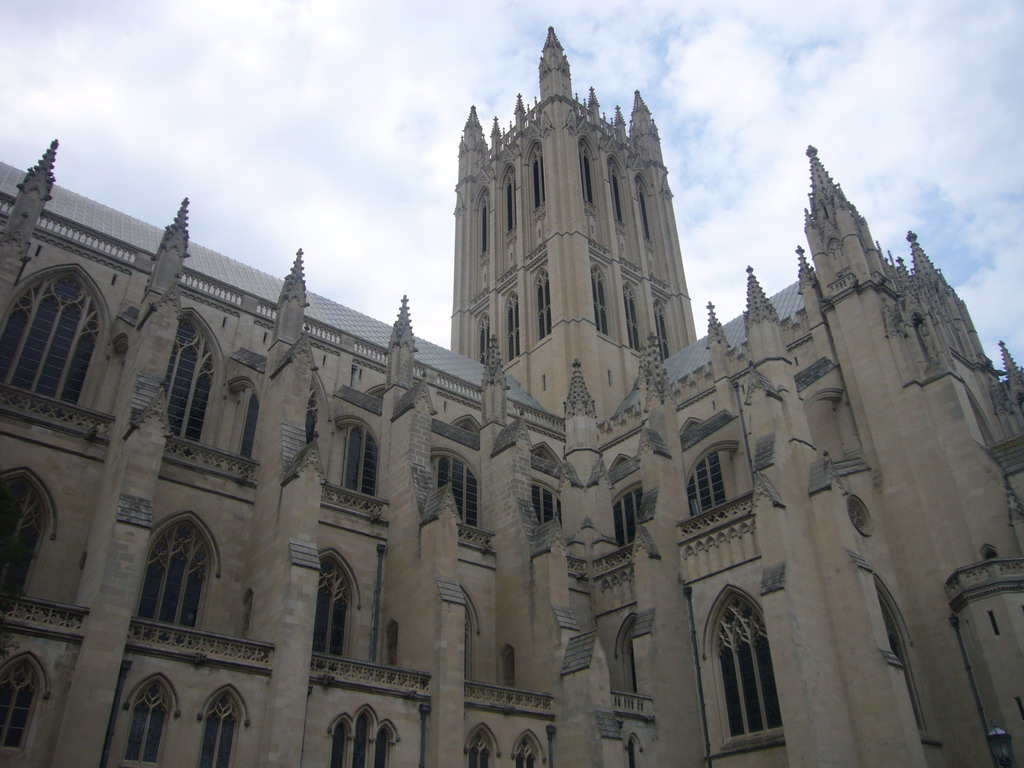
98;658;132;768
684;586;714;768
949;614;990;735
369;543;386;662
732;380;756;486
546;723;556;768
418;702;430;768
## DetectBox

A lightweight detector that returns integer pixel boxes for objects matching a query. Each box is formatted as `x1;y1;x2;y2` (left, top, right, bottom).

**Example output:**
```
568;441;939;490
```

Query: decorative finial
707;301;727;347
906;231;918;244
564;359;596;418
745;266;779;324
806;145;818;158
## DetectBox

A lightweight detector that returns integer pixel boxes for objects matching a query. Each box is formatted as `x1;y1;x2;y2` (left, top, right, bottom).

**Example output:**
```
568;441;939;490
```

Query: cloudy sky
3;0;1022;364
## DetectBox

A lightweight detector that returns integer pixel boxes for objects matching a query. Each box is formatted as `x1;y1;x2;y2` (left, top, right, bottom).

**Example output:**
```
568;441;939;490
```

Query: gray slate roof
0;162;547;412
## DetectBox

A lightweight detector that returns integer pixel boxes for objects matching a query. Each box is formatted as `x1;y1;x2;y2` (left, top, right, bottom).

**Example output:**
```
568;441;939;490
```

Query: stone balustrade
127;618;273;670
464;681;554;714
593;544;633;576
310;654;431;695
678;493;754;539
320;483;387;520
1;597;88;641
457;523;494;551
163;437;258;482
612;690;655;719
0;383;113;437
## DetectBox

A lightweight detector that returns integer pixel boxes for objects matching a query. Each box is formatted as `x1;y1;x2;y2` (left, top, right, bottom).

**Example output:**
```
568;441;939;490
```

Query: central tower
451;28;696;418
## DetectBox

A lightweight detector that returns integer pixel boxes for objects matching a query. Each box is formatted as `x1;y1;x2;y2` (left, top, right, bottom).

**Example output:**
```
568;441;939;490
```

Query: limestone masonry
0;27;1021;768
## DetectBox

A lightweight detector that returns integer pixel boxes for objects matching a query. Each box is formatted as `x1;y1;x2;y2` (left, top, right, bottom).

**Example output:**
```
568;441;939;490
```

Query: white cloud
2;0;1021;363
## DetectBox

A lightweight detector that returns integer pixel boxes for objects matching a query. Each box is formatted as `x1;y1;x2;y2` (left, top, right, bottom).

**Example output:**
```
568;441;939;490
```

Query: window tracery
313;558;351;656
623;285;641;350
123;679;169;764
531;484;561;524
687;452;725;516
0;476;45;594
165;319;213;441
433;455;479;527
0;273;99;404
506;293;520;360
337;424;378;496
138;521;208;627
613;487;642;545
536;271;552;340
717;595;782;737
0;659;37;749
591;266;609;335
198;691;238;768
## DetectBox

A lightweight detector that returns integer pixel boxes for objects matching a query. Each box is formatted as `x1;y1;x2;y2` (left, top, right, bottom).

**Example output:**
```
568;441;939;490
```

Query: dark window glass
239;393;259;458
612;173;623;222
654;303;669;360
352;714;369;768
0;276;98;403
478;316;490;364
305;393;318;444
198;693;236;768
124;682;167;762
373;727;389;768
506;181;515;231
580;149;593;204
531;485;561;524
313;559;349;656
717;596;782;737
591;268;609;335
330;723;348;768
687;452;726;516
613;488;642;545
638;184;651;240
536;273;552;339
339;425;378;496
138;522;207;627
434;456;479;527
1;478;44;594
533;157;546;208
623;287;641;350
506;294;520;360
481;204;489;253
0;661;35;748
165;321;213;440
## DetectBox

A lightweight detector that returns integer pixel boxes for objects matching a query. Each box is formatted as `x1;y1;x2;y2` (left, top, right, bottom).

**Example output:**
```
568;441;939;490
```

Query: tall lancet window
531;151;546;208
637;177;652;240
165;320;213;441
591;267;609;335
623;285;641;350
478;314;490;364
653;301;669;361
305;392;318;444
536;270;552;339
503;172;516;232
239;390;259;458
0;476;45;594
717;595;782;737
481;199;489;254
313;557;350;656
506;293;520;360
611;166;624;223
579;145;594;204
0;274;99;404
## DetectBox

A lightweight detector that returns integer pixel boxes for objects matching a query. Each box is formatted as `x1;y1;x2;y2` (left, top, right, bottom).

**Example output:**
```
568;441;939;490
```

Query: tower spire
481;334;508;425
387;295;416;388
706;301;728;348
906;231;938;277
564;360;596;418
19;139;59;200
539;26;572;100
587;86;600;118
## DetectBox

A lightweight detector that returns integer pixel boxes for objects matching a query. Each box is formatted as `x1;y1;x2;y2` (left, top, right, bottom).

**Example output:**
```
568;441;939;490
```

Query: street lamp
988;725;1014;767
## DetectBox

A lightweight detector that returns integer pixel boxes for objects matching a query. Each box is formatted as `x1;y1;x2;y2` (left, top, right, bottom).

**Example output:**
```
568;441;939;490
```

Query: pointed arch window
0;477;45;594
513;735;538;768
687;452;725;516
239;391;259;459
653;301;669;361
536;271;552;339
504;174;516;232
467;732;492;768
433;455;479;527
338;424;378;497
611;168;624;223
305;392;318;444
373;726;390;768
313;558;351;656
613;487;642;546
617;616;639;693
531;152;546;209
330;720;349;768
505;293;520;360
124;680;169;764
500;645;516;687
626;736;640;768
579;145;594;204
531;484;561;524
0;274;99;403
0;659;37;748
138;521;208;627
636;178;651;240
623;285;641;350
717;595;782;737
480;195;489;254
351;712;370;768
591;267;609;335
477;315;490;364
165;320;213;441
879;590;924;728
198;691;238;768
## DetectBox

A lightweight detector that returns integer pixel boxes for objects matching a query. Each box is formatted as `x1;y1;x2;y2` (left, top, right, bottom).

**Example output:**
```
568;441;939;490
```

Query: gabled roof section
0;162;547;413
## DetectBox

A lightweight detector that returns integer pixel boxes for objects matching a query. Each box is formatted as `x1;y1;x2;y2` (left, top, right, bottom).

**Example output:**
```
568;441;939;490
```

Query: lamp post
988;725;1014;767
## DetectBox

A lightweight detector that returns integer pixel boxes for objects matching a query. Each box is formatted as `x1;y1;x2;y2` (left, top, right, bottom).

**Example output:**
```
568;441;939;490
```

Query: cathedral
0;27;1022;768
